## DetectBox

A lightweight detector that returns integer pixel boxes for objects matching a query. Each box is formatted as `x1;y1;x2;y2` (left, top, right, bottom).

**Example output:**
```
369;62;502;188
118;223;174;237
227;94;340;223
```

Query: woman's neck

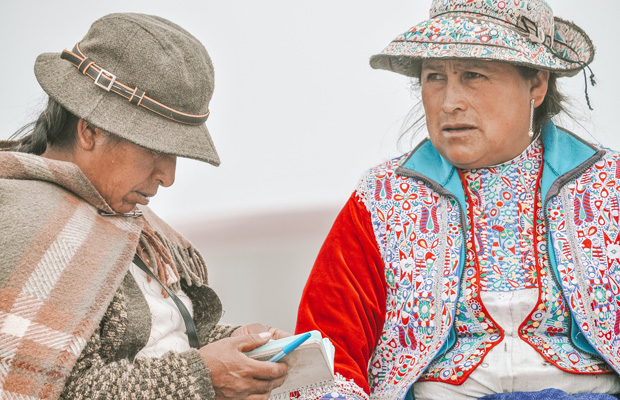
41;145;76;164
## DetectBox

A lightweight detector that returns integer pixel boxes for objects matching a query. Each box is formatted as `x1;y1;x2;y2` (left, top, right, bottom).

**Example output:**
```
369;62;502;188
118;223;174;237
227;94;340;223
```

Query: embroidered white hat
370;0;595;78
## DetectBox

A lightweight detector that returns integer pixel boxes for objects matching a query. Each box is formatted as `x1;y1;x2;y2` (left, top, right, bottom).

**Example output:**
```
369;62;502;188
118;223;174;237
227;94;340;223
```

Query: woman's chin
110;193;152;213
442;152;484;170
110;202;139;214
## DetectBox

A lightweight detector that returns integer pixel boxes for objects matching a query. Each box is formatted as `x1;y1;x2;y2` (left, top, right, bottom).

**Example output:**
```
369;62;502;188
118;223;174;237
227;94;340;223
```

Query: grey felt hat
34;13;220;166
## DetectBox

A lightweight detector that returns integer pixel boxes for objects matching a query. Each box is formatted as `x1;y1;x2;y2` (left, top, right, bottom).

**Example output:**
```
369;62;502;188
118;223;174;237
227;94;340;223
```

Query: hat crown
79;13;213;116
430;0;554;45
34;12;221;165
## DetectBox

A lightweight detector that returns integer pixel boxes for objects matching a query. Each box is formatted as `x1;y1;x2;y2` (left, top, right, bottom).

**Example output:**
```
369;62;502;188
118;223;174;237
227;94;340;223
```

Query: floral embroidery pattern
548;156;620;373
358;156;464;399
463;141;543;292
371;0;594;77
356;135;620;396
420;141;609;384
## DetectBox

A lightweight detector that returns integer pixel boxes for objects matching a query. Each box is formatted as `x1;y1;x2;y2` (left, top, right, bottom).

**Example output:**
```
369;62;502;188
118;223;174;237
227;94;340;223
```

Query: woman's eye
465;71;485;79
424;73;443;82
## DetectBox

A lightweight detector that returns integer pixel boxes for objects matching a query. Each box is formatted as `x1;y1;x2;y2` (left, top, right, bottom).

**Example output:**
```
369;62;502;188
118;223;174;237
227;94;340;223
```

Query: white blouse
413;282;620;399
129;262;193;359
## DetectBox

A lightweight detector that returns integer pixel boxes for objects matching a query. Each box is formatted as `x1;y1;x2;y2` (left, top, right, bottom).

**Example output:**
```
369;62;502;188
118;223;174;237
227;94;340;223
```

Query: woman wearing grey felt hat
0;13;289;400
296;1;620;399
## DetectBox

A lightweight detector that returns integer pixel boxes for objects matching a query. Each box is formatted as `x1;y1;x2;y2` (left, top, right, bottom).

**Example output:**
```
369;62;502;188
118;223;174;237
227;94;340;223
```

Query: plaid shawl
0;149;207;399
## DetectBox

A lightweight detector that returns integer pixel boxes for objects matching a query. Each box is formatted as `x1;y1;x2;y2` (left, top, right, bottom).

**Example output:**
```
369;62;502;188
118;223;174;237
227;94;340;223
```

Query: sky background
2;1;619;331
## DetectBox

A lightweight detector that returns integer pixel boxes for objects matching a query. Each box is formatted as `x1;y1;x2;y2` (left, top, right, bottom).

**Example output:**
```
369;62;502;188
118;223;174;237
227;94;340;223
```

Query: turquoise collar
396;121;602;205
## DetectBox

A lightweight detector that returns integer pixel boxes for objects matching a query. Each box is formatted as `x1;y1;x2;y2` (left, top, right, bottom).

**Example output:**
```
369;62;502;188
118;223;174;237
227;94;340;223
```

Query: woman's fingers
268;326;292;340
245;357;288;381
200;333;288;400
235;331;272;353
231;323;293;340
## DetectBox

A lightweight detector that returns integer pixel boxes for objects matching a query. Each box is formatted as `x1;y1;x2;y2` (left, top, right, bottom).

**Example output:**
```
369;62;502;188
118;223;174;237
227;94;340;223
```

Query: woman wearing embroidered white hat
296;0;620;399
0;13;289;400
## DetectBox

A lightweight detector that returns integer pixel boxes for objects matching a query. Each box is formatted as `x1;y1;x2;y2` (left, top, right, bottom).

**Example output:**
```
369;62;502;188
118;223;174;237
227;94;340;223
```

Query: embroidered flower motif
413;297;433;324
607;244;620;259
591;284;611;306
319;393;347;399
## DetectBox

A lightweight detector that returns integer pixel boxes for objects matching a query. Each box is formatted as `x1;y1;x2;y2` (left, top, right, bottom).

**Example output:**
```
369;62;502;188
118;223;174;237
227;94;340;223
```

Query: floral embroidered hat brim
369;0;595;78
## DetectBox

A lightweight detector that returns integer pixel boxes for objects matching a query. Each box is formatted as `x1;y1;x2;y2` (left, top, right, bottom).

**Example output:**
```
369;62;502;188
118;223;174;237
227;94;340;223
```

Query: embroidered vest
360;156;464;399
419;140;610;384
360;128;620;399
547;157;620;373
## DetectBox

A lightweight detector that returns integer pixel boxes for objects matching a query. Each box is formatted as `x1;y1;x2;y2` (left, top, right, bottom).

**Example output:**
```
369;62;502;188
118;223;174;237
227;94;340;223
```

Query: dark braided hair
9;98;80;155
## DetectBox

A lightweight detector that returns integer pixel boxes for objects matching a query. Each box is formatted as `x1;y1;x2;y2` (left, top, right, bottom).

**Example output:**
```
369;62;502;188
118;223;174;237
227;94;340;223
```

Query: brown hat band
60;43;210;126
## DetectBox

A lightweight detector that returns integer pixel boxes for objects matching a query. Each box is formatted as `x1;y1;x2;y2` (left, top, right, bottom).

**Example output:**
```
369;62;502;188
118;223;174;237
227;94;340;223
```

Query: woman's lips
135;191;154;205
441;125;476;136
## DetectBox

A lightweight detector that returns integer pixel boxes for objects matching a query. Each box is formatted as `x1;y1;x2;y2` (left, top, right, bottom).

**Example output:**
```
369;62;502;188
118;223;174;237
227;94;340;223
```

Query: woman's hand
200;332;288;400
231;323;292;340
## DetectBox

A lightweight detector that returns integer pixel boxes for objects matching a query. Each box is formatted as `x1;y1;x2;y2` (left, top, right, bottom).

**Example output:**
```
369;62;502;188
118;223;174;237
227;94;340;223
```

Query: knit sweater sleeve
182;283;241;345
60;282;216;400
202;323;239;344
295;193;387;399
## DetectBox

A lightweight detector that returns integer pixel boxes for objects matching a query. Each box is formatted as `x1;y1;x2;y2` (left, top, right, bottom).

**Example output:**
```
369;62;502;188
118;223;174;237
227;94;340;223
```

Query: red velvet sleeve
295;192;387;395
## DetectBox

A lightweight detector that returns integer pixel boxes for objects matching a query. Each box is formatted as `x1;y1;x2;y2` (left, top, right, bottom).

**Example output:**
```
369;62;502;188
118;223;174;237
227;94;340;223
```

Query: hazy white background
2;1;618;332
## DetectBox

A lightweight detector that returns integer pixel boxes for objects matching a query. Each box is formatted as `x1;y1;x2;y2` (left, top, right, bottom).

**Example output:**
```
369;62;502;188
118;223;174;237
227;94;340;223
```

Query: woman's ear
75;119;97;151
530;70;550;108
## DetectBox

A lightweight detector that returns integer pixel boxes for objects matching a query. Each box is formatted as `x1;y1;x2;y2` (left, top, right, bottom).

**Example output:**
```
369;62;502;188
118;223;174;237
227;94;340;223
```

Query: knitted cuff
204;323;241;344
181;349;216;399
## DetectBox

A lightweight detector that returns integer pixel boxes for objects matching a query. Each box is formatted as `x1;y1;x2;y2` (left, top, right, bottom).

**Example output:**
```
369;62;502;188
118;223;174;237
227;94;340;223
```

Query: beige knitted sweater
0;149;236;399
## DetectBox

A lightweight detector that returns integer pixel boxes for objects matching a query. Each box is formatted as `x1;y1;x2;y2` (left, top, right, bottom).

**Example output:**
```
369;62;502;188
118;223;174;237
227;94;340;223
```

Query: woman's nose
153;154;177;187
441;79;467;114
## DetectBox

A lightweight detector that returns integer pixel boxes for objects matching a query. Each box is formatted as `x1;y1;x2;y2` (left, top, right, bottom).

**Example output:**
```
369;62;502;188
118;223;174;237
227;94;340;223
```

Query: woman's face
420;59;547;169
79;129;177;214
